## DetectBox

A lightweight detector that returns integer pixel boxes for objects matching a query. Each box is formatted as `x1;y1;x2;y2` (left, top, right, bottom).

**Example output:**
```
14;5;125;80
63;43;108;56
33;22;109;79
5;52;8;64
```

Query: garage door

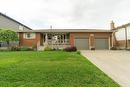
95;38;109;49
74;38;89;50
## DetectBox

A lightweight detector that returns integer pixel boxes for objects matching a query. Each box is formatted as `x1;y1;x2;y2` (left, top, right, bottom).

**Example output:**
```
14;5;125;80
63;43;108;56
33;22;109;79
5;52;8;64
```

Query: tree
0;29;18;47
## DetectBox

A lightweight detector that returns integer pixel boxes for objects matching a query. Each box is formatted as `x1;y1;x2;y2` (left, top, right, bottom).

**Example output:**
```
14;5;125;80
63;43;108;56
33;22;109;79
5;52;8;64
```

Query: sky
0;0;130;30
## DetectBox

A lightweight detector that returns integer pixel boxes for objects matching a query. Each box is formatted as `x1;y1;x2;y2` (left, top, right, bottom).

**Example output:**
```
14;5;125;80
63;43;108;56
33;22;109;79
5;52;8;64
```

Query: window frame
24;33;36;39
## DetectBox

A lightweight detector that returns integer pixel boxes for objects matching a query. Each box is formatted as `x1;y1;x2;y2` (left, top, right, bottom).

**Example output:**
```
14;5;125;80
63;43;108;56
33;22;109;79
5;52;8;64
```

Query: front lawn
0;51;119;87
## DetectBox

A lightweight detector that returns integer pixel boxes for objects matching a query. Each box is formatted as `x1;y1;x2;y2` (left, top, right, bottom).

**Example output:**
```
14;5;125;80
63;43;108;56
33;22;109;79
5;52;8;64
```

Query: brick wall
19;32;41;47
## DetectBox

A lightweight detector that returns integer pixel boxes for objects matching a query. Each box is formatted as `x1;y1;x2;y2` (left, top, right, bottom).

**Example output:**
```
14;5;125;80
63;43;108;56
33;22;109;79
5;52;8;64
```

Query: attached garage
95;38;109;50
74;37;89;50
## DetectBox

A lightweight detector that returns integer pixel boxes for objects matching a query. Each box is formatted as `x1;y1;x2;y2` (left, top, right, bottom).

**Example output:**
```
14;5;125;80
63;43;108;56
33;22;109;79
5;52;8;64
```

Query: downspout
125;27;128;49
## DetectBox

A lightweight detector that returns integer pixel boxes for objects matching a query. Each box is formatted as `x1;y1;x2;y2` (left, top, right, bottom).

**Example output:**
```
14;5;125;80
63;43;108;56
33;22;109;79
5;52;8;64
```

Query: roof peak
0;12;32;30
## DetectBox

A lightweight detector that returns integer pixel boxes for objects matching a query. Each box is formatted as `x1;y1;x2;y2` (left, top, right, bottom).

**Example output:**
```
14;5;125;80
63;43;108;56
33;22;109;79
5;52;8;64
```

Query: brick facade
19;32;41;47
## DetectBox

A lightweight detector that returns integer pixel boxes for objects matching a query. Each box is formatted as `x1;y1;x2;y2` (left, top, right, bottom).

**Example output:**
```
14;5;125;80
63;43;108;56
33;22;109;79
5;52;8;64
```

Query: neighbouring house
0;12;31;31
113;22;130;49
0;12;31;47
18;29;113;50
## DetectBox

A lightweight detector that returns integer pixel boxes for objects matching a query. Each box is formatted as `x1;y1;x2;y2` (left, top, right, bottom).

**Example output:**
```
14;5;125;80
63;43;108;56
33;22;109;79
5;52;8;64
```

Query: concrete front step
37;46;44;51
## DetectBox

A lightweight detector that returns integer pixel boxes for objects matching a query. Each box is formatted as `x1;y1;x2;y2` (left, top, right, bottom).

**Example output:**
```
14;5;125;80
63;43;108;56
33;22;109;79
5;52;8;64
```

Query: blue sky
0;0;130;29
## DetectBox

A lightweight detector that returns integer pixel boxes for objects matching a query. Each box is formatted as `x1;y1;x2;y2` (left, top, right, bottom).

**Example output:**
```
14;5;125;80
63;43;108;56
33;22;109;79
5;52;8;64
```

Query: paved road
81;50;130;87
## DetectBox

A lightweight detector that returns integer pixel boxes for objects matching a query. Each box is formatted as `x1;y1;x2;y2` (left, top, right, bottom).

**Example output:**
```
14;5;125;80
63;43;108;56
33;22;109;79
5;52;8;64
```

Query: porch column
44;33;48;47
60;34;62;44
45;33;48;43
51;34;54;49
65;34;67;44
62;34;65;44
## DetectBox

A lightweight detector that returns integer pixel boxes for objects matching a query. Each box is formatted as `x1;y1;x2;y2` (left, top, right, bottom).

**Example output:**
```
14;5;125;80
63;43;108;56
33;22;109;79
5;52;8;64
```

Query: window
24;33;36;39
19;25;24;31
27;33;31;38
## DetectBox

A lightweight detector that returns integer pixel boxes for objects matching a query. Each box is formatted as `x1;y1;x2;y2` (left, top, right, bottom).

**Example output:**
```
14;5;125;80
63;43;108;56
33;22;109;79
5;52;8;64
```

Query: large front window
43;33;70;45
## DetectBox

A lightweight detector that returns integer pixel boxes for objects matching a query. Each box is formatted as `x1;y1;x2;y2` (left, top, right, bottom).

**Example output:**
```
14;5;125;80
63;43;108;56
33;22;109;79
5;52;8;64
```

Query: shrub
76;51;81;55
9;46;19;51
19;47;33;51
0;47;8;51
53;48;64;51
32;45;37;51
64;46;77;52
44;47;53;51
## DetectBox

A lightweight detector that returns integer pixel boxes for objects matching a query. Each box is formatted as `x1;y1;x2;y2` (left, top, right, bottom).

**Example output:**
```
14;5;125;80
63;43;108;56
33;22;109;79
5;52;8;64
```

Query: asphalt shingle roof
18;29;113;33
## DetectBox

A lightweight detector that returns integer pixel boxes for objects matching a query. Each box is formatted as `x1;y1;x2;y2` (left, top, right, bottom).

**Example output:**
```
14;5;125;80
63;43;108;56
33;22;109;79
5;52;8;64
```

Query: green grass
0;51;119;87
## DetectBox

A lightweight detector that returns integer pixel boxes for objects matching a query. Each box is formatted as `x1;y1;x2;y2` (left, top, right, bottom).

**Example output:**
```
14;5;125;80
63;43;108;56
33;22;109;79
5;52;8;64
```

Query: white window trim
24;33;36;39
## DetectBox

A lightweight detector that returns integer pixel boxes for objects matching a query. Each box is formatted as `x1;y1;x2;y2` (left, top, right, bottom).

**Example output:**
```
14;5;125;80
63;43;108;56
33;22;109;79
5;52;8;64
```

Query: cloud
0;0;130;29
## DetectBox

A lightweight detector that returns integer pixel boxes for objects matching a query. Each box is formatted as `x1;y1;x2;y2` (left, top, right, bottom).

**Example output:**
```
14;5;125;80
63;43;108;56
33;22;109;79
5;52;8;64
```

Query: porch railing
45;39;70;49
47;39;70;45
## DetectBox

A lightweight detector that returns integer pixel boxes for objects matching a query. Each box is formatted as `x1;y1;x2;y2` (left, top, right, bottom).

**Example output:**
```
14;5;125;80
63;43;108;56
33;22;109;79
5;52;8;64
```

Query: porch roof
18;29;113;33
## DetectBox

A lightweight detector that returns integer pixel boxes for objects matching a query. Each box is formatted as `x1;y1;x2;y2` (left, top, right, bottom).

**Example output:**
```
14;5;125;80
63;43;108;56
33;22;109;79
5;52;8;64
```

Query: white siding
115;28;125;40
127;26;130;40
115;25;130;41
0;15;30;31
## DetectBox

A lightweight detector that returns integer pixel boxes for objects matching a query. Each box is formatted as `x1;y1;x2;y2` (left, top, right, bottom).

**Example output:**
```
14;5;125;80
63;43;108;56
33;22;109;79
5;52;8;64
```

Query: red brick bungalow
18;29;113;50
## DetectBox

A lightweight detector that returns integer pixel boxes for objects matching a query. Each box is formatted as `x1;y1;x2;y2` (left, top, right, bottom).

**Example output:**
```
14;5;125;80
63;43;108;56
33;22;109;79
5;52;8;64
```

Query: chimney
110;20;115;30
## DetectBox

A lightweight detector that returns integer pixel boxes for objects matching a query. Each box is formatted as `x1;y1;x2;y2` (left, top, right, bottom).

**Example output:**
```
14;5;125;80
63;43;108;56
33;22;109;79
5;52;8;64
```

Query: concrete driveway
81;50;130;87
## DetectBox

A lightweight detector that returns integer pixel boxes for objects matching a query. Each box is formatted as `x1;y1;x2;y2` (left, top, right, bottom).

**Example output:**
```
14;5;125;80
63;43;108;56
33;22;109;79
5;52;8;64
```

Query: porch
39;32;70;49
